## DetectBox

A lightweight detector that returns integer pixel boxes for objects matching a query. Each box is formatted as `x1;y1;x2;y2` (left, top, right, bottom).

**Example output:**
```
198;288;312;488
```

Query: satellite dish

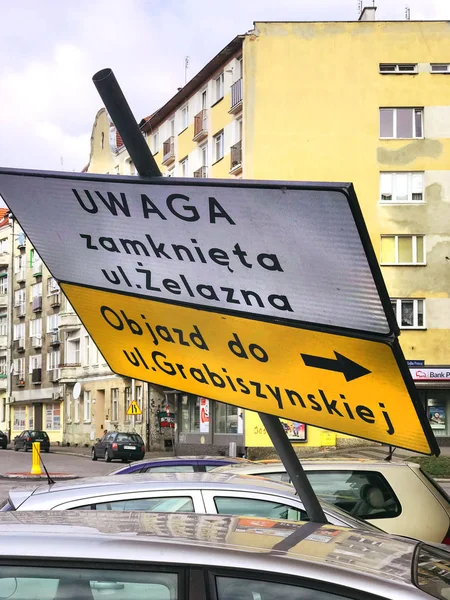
73;382;81;399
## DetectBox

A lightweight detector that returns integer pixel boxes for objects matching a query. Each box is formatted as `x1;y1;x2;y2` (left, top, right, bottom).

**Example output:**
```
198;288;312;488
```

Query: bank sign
0;169;438;455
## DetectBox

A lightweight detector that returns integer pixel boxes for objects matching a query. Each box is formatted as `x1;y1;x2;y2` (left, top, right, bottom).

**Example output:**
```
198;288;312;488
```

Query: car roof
112;455;249;467
0;511;420;591
212;459;420;473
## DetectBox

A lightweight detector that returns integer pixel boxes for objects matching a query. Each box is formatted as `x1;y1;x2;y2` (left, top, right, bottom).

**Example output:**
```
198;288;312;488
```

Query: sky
0;0;448;173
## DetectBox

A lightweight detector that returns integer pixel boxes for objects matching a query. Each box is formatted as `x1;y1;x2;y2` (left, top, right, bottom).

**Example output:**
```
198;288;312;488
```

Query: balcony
49;330;61;346
16;374;25;387
32;368;42;384
230;140;242;174
0;293;7;307
59;311;81;329
31;335;42;349
193;166;208;178
0;335;7;351
14;338;25;352
50;368;60;383
32;296;42;312
193;110;208;142
0;255;8;269
162;137;175;165
59;363;81;383
15;303;26;318
230;78;243;114
49;292;61;307
16;269;25;283
33;262;42;277
0;374;7;390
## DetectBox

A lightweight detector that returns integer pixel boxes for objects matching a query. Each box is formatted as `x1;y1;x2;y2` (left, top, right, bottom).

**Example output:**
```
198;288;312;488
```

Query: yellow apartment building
86;10;450;453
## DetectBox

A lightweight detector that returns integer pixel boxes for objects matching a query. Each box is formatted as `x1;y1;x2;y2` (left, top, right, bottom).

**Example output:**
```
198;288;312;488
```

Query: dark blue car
109;456;251;475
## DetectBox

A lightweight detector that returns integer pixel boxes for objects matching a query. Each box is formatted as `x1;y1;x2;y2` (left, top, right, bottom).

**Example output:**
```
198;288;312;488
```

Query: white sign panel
200;397;210;433
411;368;450;381
0;171;392;335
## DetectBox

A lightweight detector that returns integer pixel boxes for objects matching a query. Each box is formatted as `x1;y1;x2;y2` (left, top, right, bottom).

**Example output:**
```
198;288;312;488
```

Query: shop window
214;401;238;434
180;395;200;433
427;392;449;436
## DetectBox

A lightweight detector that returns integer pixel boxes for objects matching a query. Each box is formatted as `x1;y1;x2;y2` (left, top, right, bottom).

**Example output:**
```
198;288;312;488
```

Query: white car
212;458;450;544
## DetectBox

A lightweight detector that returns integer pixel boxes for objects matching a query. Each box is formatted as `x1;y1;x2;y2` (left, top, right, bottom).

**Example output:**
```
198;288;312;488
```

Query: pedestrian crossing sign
126;400;142;416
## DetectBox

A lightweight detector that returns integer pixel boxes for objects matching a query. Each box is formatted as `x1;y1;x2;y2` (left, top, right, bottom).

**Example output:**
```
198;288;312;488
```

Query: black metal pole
92;68;161;178
259;413;327;523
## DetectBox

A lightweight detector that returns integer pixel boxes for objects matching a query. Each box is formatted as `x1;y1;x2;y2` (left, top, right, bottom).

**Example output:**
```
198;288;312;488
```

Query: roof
0;511;419;590
141;35;243;135
0;208;9;228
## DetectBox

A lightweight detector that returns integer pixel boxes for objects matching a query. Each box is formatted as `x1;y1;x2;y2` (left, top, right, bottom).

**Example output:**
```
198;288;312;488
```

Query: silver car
2;472;379;531
0;510;449;599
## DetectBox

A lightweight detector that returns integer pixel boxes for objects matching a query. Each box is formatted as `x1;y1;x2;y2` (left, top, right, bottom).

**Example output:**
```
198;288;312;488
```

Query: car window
31;431;48;439
216;575;354;600
214;496;307;521
306;470;401;520
143;465;196;473
261;471;291;483
204;464;230;471
0;565;178;600
116;433;143;443
74;496;195;512
106;433;115;442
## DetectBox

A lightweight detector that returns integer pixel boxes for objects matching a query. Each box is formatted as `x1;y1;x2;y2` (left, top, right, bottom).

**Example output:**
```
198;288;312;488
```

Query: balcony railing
0;374;7;390
49;330;61;346
0;293;7;306
16;374;25;387
32;296;42;312
193;110;208;141
59;363;81;383
14;338;25;352
32;368;42;384
50;368;60;382
193;166;208;178
15;303;26;318
230;140;242;172
50;292;61;307
230;78;243;113
16;269;25;283
31;335;42;349
33;262;42;277
162;137;175;165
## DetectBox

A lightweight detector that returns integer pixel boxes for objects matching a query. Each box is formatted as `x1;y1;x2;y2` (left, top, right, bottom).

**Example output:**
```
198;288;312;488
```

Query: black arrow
300;351;371;382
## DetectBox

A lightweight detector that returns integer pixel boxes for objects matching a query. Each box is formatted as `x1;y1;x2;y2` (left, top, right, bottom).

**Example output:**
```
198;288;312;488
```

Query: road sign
126;400;142;416
60;283;434;454
0;169;437;455
0;170;395;336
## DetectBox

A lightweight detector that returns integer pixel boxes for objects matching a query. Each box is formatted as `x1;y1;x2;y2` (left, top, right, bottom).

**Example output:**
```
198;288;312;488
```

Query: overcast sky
0;0;448;173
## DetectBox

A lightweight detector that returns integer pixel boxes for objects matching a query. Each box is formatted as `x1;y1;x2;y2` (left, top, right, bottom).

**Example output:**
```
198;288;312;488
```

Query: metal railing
230;140;242;170
32;296;42;312
193;110;208;140
230;78;243;110
31;335;42;348
193;166;207;178
162;137;175;163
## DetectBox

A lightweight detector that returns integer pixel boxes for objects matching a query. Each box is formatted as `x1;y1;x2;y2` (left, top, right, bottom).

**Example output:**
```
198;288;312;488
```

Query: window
14;288;25;307
215;72;224;102
379;63;417;74
74;397;80;422
29;354;42;374
0;272;7;295
128;160;135;176
29;317;42;343
143;465;195;473
0;356;6;377
391;298;425;328
431;63;450;73
305;470;400;520
214;401;238;434
180;156;188;177
84;335;90;366
83;391;91;422
0;313;7;336
13;357;25;378
29;248;42;268
124;386;131;421
214;496;306;521
170;118;175;137
180;105;189;131
47;277;59;295
380;172;424;203
380;108;423;138
66;393;72;420
47;350;60;371
0;238;7;254
79;496;194;512
13;407;26;429
31;282;42;301
14;254;25;274
111;388;119;421
152;131;159;154
213;130;224;162
201;89;207;110
47;313;59;332
13;322;25;342
0;566;178;600
200;143;208;167
381;234;425;264
46;404;60;430
216;576;351;600
136;385;143;422
180;395;200;432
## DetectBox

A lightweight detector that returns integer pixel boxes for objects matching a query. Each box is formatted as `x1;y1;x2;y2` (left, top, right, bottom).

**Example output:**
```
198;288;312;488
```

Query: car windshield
115;434;143;443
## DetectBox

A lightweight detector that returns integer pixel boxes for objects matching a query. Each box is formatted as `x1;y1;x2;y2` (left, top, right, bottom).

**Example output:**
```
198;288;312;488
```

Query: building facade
0;210;11;435
86;11;450;450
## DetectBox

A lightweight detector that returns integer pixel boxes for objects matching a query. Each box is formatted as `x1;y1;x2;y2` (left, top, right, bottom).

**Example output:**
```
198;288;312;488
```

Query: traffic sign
60;283;434;454
0;169;437;455
126;400;142;416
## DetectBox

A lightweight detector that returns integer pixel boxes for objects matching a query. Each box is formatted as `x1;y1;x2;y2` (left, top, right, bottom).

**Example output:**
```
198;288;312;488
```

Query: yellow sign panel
126;400;142;416
62;283;433;454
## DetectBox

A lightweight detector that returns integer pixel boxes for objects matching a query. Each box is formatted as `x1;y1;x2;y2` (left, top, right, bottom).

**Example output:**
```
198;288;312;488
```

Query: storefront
410;366;450;445
10;400;63;444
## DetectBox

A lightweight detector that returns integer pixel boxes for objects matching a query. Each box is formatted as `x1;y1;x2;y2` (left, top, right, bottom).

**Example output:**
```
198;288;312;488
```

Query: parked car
91;431;145;462
0;510;449;600
13;430;50;453
110;455;253;475
0;430;7;449
1;472;381;532
211;458;450;544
